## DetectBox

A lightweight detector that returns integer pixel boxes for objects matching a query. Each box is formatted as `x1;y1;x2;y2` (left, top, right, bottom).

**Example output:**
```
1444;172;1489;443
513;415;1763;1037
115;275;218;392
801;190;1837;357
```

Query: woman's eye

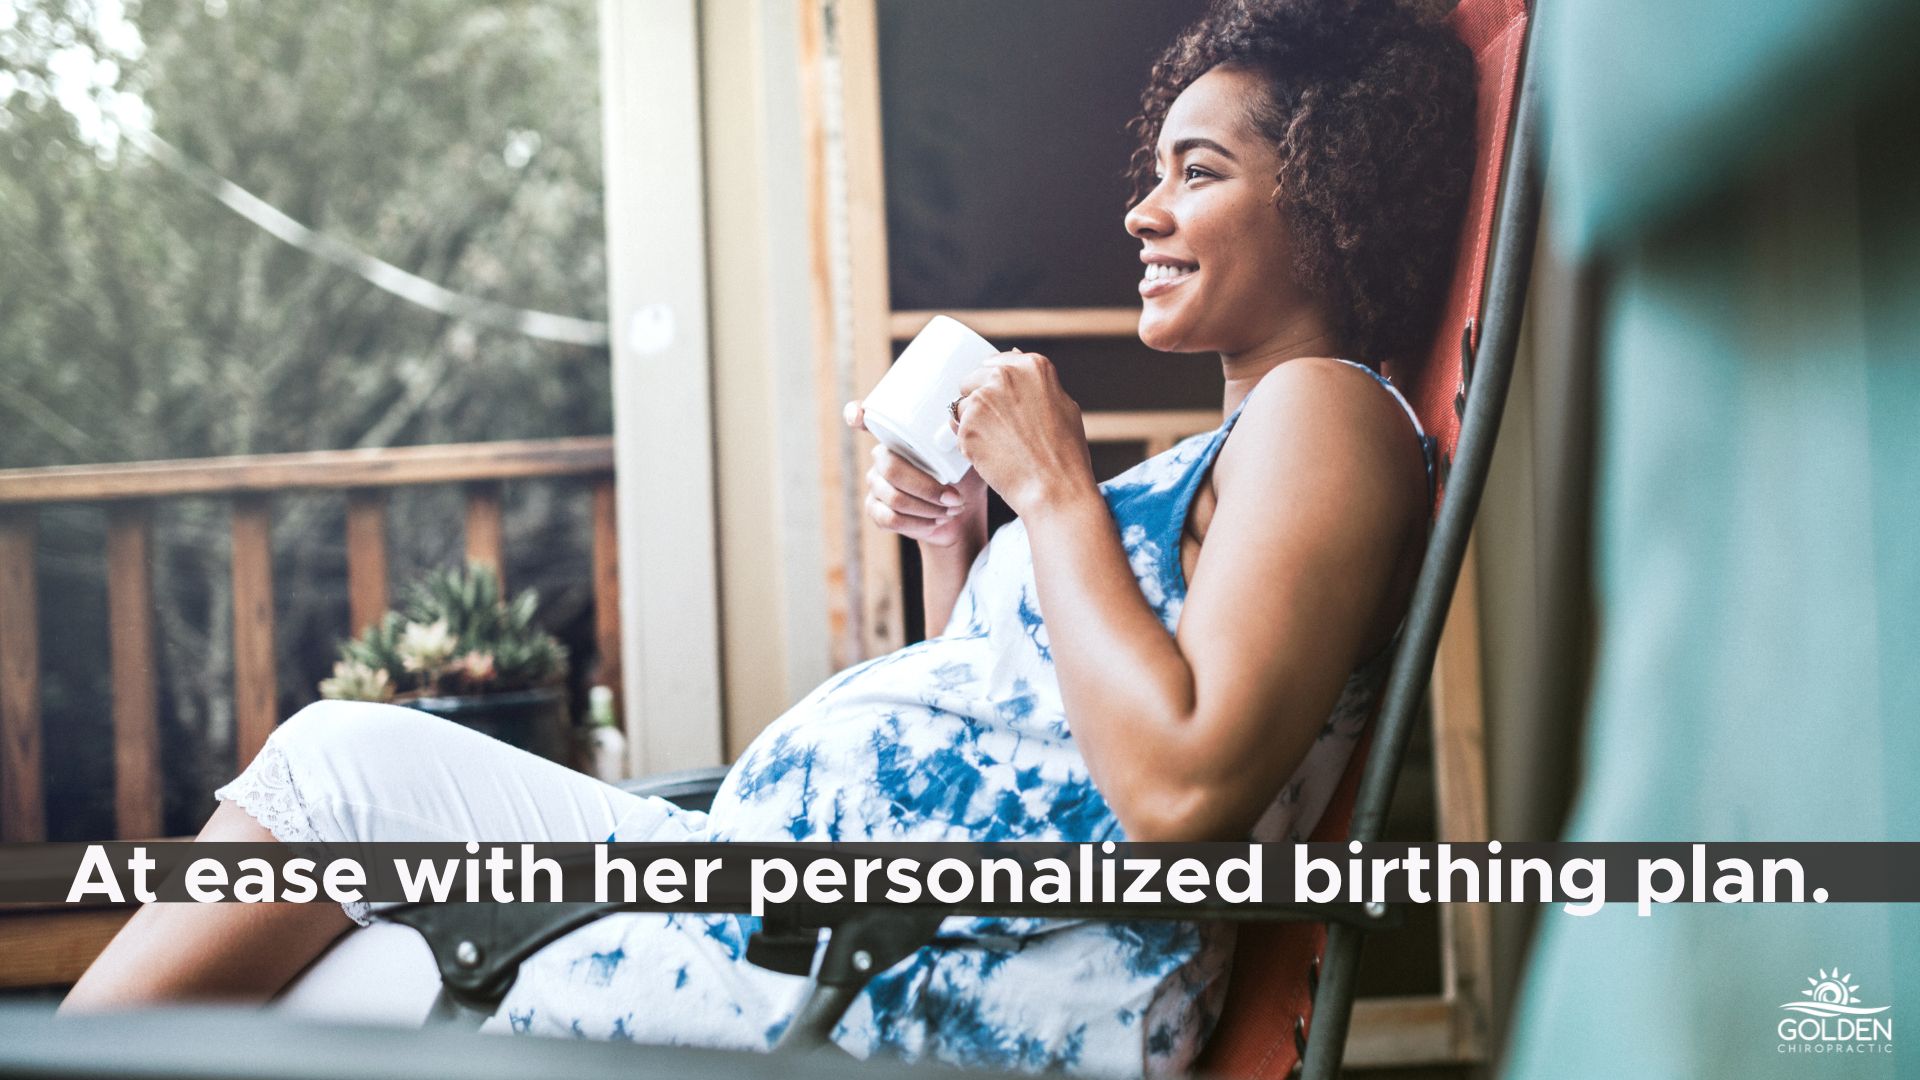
1183;165;1215;182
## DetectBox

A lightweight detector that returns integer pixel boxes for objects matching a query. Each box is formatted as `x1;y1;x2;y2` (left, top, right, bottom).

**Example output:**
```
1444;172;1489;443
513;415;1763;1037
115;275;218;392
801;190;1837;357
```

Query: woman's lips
1138;267;1197;298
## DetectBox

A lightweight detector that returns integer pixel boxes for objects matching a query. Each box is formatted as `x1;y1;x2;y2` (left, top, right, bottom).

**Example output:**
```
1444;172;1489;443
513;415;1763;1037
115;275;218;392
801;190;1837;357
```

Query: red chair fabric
1389;0;1533;513
1193;726;1373;1079
1191;1;1528;1076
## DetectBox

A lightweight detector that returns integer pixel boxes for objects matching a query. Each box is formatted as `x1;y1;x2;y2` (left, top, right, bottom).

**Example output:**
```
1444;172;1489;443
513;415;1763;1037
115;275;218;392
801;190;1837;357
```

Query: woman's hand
951;351;1096;517
845;400;987;549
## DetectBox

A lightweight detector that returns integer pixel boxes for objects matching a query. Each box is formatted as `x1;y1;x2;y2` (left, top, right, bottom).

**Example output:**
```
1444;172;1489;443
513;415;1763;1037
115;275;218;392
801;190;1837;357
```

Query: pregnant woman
63;1;1473;1075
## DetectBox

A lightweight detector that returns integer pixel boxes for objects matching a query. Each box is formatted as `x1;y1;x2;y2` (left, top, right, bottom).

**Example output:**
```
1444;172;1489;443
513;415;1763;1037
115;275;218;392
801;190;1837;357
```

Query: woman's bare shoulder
1215;356;1425;507
1179;356;1426;685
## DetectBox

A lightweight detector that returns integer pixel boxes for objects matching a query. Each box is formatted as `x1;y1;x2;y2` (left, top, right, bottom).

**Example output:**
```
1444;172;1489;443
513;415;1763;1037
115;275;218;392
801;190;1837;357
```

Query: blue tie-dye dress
486;362;1433;1077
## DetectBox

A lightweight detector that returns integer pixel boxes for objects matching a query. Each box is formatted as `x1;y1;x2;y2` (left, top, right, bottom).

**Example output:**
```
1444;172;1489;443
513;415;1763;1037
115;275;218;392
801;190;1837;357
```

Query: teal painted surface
1542;0;1920;255
1504;76;1920;1078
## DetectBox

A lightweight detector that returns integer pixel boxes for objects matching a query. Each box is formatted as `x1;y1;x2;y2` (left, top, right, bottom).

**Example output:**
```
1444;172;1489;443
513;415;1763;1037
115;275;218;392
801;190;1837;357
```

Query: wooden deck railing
0;437;618;844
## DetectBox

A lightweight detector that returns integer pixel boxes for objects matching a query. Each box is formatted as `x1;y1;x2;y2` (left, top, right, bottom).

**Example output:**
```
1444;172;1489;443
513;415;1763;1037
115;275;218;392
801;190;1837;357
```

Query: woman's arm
919;528;987;636
845;401;990;637
960;355;1424;841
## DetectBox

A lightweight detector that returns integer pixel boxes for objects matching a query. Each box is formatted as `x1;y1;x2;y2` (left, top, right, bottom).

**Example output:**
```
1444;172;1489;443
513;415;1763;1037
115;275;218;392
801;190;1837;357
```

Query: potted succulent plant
319;563;572;762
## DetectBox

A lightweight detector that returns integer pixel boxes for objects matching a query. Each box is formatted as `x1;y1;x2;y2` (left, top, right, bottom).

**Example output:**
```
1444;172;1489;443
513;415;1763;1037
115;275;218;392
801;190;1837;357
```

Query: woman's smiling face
1126;66;1313;357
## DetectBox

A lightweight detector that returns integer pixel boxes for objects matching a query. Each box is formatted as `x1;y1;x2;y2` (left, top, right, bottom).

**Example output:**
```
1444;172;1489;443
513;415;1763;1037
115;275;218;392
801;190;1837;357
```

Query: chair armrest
617;766;731;811
375;847;1395;1048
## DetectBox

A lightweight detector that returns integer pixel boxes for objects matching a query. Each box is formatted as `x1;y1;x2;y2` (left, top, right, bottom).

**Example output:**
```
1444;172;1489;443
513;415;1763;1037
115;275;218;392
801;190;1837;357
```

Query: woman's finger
867;490;968;547
874;445;963;508
958;366;994;396
868;468;952;519
866;494;941;540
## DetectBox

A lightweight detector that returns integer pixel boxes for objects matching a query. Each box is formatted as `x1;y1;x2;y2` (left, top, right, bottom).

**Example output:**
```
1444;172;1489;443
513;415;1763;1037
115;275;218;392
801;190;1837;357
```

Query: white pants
216;700;670;866
214;701;704;1029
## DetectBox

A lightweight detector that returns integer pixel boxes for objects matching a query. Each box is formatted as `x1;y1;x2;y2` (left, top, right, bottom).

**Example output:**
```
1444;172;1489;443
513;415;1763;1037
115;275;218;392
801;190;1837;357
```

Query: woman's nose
1125;188;1172;239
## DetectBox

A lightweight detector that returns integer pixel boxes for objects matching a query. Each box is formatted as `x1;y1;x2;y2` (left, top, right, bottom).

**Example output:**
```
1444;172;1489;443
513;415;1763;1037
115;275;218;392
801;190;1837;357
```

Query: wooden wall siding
0;437;619;847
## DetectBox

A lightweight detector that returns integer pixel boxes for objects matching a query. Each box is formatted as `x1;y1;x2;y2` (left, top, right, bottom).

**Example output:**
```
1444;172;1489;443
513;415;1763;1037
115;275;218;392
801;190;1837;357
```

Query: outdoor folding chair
378;0;1543;1075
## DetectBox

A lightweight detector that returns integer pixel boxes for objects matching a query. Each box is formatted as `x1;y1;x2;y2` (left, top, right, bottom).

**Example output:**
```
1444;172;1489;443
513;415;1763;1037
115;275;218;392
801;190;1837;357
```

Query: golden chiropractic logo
1777;968;1893;1055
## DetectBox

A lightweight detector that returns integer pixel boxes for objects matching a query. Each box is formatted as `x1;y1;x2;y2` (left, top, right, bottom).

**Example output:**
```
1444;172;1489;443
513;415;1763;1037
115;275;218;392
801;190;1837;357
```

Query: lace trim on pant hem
213;739;374;927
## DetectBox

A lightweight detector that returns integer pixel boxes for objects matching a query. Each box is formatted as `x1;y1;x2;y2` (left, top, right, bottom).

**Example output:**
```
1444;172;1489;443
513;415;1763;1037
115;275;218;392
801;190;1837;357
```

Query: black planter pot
404;686;571;764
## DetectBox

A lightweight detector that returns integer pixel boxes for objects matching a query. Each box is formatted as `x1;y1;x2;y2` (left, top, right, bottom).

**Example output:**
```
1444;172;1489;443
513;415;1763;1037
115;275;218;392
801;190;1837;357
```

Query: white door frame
599;0;725;773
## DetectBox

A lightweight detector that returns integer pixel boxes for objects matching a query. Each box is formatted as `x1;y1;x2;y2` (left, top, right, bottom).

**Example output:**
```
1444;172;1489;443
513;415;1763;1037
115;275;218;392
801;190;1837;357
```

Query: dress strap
1328;359;1424;437
1326;358;1438;505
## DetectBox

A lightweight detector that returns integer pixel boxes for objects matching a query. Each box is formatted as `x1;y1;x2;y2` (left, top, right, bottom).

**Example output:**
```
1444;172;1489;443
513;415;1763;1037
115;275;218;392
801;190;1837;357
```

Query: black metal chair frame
378;16;1544;1075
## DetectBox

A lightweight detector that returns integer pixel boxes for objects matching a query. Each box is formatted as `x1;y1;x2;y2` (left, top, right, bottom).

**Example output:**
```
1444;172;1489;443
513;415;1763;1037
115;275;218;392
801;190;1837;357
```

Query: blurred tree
0;0;609;837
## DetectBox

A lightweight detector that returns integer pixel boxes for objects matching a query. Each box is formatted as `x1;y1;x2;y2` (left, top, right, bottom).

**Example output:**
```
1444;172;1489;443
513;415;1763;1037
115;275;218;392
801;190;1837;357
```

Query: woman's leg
60;800;357;1011
62;699;671;1013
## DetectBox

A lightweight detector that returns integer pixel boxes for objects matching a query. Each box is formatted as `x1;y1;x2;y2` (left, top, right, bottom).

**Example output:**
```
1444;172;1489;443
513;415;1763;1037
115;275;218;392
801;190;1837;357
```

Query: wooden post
463;482;505;583
800;0;858;670
0;511;42;842
837;0;902;660
591;479;624;728
106;504;163;839
345;490;390;634
230;497;277;767
1431;534;1493;1061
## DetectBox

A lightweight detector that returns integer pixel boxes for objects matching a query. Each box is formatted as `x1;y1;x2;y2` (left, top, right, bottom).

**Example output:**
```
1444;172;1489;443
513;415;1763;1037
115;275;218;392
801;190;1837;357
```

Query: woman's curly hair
1128;0;1475;365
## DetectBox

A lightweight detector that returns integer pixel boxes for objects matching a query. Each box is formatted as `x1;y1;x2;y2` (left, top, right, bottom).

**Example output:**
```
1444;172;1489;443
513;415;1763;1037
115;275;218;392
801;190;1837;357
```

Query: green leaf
342;562;565;693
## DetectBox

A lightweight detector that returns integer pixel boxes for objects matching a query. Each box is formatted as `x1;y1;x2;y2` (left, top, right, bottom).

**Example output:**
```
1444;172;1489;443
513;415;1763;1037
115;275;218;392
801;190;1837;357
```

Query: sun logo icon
1807;970;1862;1007
1781;968;1891;1017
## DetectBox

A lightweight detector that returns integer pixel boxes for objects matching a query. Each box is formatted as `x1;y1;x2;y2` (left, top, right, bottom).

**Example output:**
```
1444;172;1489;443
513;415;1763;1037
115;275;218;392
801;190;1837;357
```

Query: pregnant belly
711;701;1116;844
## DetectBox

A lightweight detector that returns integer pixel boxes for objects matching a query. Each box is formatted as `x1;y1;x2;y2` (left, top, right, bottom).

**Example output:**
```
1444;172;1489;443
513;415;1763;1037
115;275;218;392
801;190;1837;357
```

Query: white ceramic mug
861;315;999;485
